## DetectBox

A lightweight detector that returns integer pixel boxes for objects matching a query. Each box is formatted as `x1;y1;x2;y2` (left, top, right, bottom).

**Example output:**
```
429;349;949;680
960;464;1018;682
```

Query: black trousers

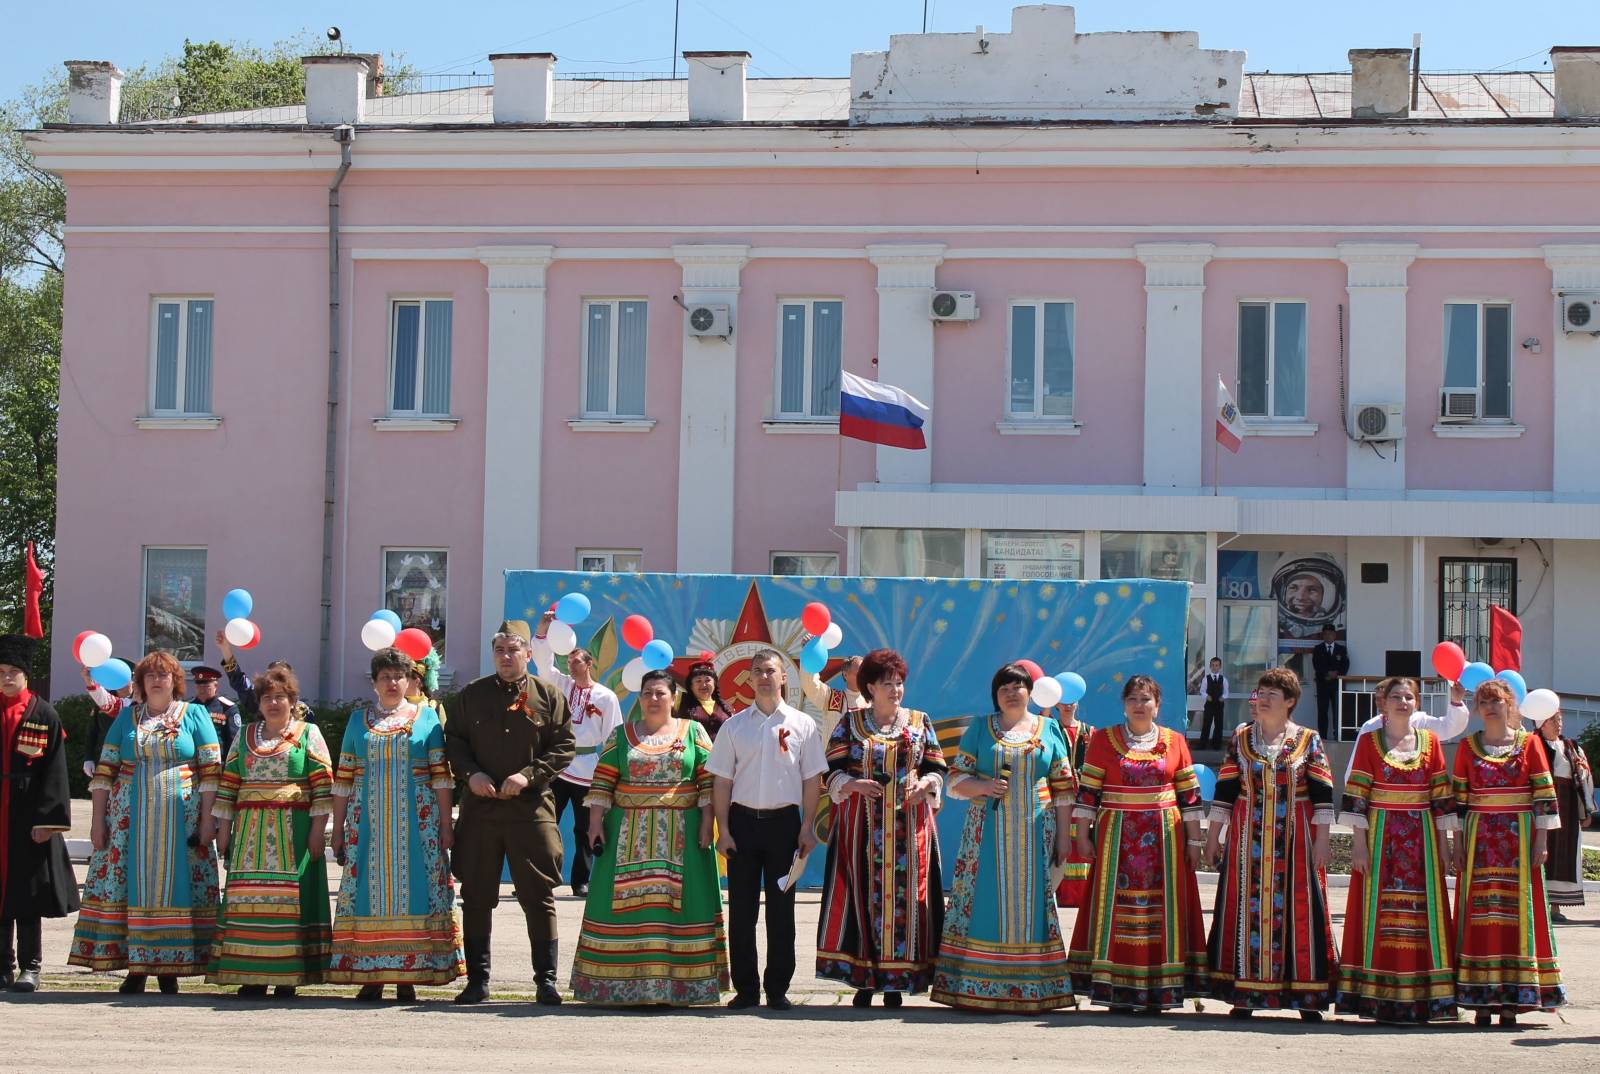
1200;699;1226;749
1316;688;1337;740
725;804;801;1000
1;916;42;972
552;777;593;889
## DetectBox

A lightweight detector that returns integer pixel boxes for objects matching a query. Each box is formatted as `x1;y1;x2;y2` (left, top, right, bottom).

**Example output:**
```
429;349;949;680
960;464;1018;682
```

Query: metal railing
553;72;684;116
1336;675;1598;740
1242;71;1554;120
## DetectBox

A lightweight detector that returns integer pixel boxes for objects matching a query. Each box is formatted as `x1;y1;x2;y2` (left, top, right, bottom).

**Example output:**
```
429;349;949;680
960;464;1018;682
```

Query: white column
1338;243;1417;493
1543;245;1600;496
865;244;945;486
1552;539;1600;694
476;245;555;673
1134;243;1213;490
673;244;749;572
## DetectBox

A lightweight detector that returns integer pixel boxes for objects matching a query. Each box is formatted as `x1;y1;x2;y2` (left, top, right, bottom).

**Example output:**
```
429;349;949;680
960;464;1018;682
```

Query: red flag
23;541;44;639
1489;604;1522;672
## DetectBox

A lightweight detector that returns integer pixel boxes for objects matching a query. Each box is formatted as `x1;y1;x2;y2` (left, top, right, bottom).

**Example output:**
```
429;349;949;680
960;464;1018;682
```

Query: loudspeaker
1385;649;1422;678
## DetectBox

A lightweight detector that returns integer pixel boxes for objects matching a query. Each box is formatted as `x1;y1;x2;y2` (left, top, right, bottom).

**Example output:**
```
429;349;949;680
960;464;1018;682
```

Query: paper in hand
775;849;811;892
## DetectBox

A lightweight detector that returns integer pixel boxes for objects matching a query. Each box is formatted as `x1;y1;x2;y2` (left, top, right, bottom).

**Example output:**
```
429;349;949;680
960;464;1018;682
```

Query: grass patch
1585;847;1599;882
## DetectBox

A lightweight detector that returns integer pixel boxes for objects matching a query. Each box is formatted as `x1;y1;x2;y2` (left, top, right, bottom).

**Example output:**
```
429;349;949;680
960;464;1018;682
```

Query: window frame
1235;298;1309;421
770;551;840;576
382;547;449;660
1437;556;1518;664
773;297;844;421
1441;300;1515;422
147;296;214;417
576;548;643;573
1005;298;1076;421
140;545;208;664
387;296;454;418
580;297;650;419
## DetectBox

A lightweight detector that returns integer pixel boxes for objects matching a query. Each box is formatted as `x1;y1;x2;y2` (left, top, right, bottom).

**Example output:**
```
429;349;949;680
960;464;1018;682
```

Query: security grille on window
389;299;454;416
1438;557;1517;663
578;549;643;573
1008;301;1074;419
1237;301;1307;418
582;300;648;418
771;552;839;576
143;547;207;662
149;298;214;416
1442;303;1512;420
776;300;842;419
385;550;448;658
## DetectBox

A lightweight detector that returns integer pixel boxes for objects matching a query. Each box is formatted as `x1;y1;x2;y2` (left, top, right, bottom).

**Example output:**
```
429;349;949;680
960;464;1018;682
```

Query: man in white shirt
534;611;624;898
707;648;825;1012
1199;657;1229;750
1342;679;1471;784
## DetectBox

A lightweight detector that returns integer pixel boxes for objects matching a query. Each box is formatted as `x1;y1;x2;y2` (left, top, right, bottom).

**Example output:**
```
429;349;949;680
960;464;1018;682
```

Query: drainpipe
318;125;354;703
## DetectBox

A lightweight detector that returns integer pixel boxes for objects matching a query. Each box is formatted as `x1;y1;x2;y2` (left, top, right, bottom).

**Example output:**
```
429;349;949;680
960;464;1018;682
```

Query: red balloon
1016;659;1045;682
1431;641;1467;682
801;602;832;636
621;614;654;650
72;629;95;663
242;623;262;650
394;627;432;661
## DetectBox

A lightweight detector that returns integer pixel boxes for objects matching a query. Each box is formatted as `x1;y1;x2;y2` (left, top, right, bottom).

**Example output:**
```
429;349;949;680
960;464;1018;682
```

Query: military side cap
496;619;532;643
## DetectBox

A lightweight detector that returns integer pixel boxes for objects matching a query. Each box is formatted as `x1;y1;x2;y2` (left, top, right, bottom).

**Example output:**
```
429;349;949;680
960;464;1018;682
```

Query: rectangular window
776;299;843;419
577;549;643;573
142;547;207;662
1237;301;1307;418
980;530;1084;580
859;528;965;578
1100;532;1207;584
771;552;840;576
1438;557;1517;663
1442;303;1512;420
582;300;648;418
1008;301;1075;419
149;298;214;416
389;299;454;416
384;550;448;659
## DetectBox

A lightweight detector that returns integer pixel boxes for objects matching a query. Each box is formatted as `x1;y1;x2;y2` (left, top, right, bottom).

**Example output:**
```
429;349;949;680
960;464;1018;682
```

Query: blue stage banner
504;570;1191;887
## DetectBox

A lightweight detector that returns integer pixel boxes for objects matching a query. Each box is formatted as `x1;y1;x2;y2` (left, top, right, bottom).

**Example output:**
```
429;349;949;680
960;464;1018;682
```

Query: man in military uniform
191;665;241;760
445;619;574;1005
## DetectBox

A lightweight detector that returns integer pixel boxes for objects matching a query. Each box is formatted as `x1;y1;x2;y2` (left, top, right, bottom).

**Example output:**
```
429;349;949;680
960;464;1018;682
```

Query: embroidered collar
1469;728;1526;762
1110;723;1168;760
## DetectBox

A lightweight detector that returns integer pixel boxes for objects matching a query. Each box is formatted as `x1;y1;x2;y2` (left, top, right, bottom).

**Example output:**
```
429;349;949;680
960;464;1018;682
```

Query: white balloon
547;620;577;657
621;656;646;692
820;622;843;649
224;617;255;647
1030;675;1064;709
78;632;113;669
1520;687;1561;723
360;618;397;652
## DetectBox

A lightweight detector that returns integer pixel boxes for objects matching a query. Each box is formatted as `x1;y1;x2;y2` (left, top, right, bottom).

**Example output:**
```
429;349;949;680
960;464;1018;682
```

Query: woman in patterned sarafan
1336;676;1458;1024
70;651;221;995
1532;701;1594;921
328;647;463;1000
1203;667;1336;1021
207;665;334;997
931;662;1075;1014
570;668;729;1005
1451;678;1565;1028
817;648;946;1008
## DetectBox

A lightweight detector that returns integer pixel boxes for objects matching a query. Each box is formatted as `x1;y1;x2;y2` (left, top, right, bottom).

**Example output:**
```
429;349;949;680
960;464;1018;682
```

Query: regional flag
840;371;929;450
1215;376;1246;454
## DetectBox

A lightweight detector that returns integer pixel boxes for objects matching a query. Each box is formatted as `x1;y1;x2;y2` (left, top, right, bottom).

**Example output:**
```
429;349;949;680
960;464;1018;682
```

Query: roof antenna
1410;33;1422;112
672;0;681;79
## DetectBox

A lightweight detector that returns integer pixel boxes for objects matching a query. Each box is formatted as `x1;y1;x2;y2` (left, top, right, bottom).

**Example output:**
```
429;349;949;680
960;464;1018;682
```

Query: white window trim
1442;299;1515;423
1005;298;1076;422
763;418;839;434
580;298;649;420
770;551;841;576
141;545;206;666
134;416;222;430
381;546;449;658
773;297;844;420
569;417;657;433
577;548;643;573
147;296;213;418
373;416;461;432
1236;298;1309;421
387;296;453;418
1242;419;1318;437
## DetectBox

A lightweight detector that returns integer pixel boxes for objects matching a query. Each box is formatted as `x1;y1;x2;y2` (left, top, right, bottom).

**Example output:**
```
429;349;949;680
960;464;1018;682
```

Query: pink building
29;7;1600;730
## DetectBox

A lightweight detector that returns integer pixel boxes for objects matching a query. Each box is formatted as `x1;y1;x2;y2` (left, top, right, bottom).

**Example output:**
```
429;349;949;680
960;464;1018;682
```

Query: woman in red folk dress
1452;678;1566;1028
1336;676;1458;1024
1203;667;1336;1021
1050;701;1090;909
1068;675;1208;1012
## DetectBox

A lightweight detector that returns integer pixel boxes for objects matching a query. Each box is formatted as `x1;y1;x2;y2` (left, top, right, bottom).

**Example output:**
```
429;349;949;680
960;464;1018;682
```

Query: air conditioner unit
1352;402;1405;442
1439;388;1481;423
930;290;978;321
1560;292;1600;335
685;303;731;338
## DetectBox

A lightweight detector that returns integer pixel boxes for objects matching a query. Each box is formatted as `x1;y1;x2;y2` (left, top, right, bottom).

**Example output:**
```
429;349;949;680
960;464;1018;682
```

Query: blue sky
2;0;1573;103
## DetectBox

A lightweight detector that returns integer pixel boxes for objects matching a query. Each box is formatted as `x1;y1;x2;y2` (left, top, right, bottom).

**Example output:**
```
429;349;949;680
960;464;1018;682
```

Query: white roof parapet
849;4;1243;125
64;61;123;125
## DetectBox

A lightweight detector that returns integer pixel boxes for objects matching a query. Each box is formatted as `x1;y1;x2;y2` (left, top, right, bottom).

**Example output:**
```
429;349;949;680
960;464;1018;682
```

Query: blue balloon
372;609;403;631
1192;762;1218;803
1495;669;1528;704
222;588;253;621
1458;662;1494;692
556;592;592;625
641;639;674;671
799;637;829;675
1055;672;1087;705
91;658;132;691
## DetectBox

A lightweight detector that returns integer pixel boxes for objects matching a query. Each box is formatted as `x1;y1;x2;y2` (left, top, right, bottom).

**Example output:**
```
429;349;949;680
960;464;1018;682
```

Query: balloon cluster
616;610;675;693
360;606;432;661
74;630;131;690
1432;640;1557;719
799;603;842;674
222;588;262;652
1015;659;1088;710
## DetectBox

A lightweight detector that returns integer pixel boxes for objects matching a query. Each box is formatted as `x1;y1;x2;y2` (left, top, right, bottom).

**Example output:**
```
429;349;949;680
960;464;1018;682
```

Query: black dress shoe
883;992;903;1009
274;986;297;999
766;993;794;1011
0;970;13;990
157;975;179;995
572;884;589;898
454;979;489;1005
853;989;873;1008
12;970;39;993
726;993;760;1010
396;985;416;1003
1299;1010;1324;1023
119;974;148;994
1474;1011;1493;1027
356;984;384;1002
1229;1008;1254;1019
236;985;269;998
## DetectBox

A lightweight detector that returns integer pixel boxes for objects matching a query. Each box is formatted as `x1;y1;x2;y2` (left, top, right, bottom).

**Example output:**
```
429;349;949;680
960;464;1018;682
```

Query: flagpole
1213;433;1219;497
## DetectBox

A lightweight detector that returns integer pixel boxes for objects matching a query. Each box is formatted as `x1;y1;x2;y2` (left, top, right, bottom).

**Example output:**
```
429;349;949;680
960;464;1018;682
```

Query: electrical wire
418;0;654;74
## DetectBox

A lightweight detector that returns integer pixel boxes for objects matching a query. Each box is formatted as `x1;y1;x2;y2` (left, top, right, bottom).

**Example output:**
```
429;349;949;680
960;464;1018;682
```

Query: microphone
993;762;1012;811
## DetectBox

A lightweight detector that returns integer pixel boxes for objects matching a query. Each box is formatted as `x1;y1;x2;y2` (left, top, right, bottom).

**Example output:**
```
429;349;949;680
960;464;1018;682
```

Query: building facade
30;7;1600;721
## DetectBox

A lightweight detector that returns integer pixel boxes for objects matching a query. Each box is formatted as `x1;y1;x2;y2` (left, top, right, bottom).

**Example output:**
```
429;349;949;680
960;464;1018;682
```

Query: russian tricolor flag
840;371;929;450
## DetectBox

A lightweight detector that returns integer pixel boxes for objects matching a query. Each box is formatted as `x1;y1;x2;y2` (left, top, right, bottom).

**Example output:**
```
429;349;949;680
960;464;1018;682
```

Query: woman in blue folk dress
931;663;1077;1014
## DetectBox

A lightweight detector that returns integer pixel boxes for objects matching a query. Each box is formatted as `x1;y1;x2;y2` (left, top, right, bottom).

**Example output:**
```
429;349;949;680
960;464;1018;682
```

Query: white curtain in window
584;303;611;415
810;301;842;417
182;300;213;414
779;303;806;414
421;300;452;415
615;301;648;417
391;303;421;411
154;302;181;411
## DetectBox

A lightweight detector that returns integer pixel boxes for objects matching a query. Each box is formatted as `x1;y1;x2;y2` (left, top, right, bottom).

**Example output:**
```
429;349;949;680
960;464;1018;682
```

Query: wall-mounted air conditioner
930;291;978;321
686;303;731;338
1352;402;1405;442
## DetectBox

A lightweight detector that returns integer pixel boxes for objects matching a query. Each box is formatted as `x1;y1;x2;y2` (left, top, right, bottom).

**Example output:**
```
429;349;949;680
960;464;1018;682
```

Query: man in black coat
0;634;80;993
1309;624;1350;740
